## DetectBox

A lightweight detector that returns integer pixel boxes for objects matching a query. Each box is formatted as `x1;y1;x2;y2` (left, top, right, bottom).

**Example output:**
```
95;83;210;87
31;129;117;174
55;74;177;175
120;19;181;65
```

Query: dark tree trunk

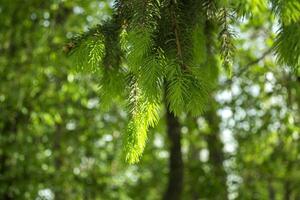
163;110;183;200
284;180;291;200
268;180;275;200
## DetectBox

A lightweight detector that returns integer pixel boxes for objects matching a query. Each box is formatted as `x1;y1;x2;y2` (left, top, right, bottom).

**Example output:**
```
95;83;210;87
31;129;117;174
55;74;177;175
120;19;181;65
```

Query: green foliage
2;0;300;199
271;0;300;24
272;0;300;71
101;19;126;109
217;7;236;77
69;25;104;72
274;23;300;71
233;0;268;16
124;79;160;163
166;61;189;115
69;0;226;162
99;67;125;110
191;23;207;65
126;30;164;101
68;0;300;164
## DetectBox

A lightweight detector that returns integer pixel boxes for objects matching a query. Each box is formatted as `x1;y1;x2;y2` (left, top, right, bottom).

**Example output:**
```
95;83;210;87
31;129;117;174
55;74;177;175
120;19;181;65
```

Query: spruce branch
202;0;217;19
124;76;160;164
218;7;236;77
121;0;163;163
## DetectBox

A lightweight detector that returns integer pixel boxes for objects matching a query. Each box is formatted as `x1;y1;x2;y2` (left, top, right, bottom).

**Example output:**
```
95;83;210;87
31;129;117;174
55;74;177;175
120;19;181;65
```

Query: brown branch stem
170;0;186;70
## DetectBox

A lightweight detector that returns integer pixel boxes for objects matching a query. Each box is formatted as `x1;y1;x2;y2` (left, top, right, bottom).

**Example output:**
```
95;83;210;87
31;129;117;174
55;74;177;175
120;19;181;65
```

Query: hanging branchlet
98;11;126;109
271;0;300;25
122;0;163;163
125;0;163;99
271;0;300;72
123;75;160;163
217;7;236;77
274;23;300;72
66;4;126;109
231;0;268;17
162;0;189;116
164;0;218;116
186;0;219;115
202;0;217;19
188;6;219;115
66;25;105;73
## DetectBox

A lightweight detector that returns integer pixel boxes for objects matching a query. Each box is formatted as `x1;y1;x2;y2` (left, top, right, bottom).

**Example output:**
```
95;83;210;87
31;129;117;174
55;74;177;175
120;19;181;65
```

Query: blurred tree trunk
284;180;291;200
204;102;228;199
163;110;183;200
53;124;64;200
283;73;296;200
267;180;275;200
185;135;202;200
0;118;17;200
51;5;72;199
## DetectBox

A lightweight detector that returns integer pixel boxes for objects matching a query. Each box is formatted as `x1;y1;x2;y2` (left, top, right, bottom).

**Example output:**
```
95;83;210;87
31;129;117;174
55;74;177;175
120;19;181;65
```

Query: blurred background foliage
0;0;300;200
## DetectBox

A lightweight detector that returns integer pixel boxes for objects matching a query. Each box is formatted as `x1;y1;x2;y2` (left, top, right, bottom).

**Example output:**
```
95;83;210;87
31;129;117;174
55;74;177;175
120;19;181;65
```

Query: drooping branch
218;7;236;75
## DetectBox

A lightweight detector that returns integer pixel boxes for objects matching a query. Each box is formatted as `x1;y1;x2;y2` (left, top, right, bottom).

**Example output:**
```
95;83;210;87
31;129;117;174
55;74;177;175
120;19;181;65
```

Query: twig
235;48;272;78
170;0;186;70
225;48;273;85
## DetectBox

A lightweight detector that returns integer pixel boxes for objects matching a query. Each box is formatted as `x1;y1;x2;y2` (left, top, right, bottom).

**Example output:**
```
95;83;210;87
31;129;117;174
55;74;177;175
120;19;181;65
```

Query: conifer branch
202;0;217;19
218;7;236;76
121;0;163;163
65;0;284;164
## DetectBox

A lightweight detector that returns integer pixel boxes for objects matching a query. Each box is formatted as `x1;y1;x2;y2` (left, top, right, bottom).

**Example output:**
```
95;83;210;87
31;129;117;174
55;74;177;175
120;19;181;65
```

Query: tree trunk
163;110;183;200
267;180;275;200
53;124;63;200
284;181;291;200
